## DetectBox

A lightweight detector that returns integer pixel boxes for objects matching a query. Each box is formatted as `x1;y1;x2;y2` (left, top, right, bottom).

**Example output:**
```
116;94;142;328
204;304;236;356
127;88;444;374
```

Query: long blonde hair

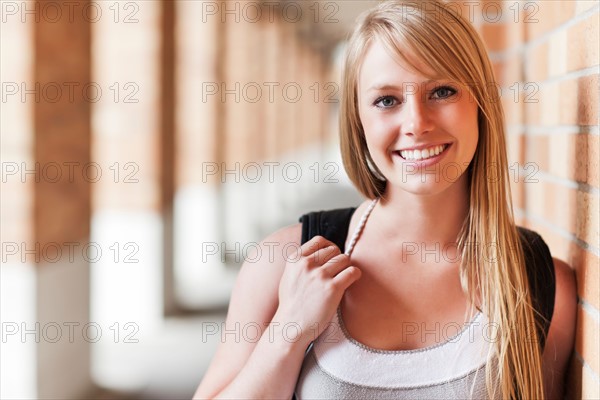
340;1;546;398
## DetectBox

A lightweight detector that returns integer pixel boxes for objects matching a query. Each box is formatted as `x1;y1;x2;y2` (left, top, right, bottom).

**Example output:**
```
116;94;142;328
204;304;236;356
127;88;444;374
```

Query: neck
376;175;470;246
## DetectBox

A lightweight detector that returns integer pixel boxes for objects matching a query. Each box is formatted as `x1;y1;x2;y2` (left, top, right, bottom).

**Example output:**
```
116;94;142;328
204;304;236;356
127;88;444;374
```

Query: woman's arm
192;224;300;399
193;224;361;399
542;258;577;399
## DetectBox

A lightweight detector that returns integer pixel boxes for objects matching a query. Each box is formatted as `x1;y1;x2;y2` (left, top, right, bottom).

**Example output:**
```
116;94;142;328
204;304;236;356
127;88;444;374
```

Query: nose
400;95;434;137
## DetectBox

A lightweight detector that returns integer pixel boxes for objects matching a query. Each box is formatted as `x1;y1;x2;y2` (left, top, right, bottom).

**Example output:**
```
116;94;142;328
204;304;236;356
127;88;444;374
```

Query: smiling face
357;39;479;197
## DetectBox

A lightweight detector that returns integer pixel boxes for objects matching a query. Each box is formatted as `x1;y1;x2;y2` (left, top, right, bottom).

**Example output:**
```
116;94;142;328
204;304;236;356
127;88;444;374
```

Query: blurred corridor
1;1;599;399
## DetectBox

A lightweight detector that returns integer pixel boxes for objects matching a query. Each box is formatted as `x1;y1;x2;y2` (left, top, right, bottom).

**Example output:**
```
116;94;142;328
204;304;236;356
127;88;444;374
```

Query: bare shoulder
194;223;302;398
542;258;577;398
553;258;577;311
231;222;302;303
550;258;577;333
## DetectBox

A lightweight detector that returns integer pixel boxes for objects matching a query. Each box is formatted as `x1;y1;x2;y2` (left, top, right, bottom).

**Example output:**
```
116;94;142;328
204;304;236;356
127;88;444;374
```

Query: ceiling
290;0;378;53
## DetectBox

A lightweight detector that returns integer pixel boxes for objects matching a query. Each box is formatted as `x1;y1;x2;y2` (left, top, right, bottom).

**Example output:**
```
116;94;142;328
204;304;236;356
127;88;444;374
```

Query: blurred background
1;0;598;399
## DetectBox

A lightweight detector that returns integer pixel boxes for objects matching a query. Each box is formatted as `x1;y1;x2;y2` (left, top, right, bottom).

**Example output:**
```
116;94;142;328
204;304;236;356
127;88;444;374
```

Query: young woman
194;1;576;398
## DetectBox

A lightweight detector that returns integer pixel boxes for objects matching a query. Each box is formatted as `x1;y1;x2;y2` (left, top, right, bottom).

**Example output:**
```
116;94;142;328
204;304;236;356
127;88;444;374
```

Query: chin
402;183;453;197
389;174;463;197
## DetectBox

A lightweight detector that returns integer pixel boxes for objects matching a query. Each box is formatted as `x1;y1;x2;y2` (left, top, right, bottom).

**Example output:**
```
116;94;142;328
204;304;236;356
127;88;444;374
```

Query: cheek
360;111;392;142
359;109;378;142
454;101;479;141
468;106;480;144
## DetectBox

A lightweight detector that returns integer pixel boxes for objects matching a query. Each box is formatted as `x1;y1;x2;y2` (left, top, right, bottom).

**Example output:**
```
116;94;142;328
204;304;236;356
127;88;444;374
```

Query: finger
331;265;362;290
321;253;351;276
309;245;340;266
300;235;337;257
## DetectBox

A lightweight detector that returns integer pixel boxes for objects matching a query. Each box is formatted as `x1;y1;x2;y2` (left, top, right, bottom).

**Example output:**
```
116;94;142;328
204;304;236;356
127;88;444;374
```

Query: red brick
524;98;541;126
527;74;599;126
525;180;598;248
575;190;600;248
499;54;523;88
523;220;569;261
525;42;549;82
567;13;600;72
525;82;559;126
570;244;600;311
576;1;599;15
579;134;595;185
577;134;600;188
503;93;524;126
534;227;600;317
480;23;508;52
35;2;92;248
506;131;525;165
526;1;577;41
565;351;600;400
575;305;600;376
525;134;550;172
535;133;600;189
581;364;600;399
548;29;568;78
559;74;599;126
525;180;575;236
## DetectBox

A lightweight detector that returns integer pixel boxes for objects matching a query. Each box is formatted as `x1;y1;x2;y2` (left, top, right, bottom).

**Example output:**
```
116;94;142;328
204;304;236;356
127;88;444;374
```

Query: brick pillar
90;1;162;389
161;0;177;315
34;0;93;397
173;1;237;309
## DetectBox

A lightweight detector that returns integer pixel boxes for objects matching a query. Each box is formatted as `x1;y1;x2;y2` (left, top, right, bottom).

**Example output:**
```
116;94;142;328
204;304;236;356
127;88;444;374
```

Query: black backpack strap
298;207;357;252
517;226;556;348
294;207;357;400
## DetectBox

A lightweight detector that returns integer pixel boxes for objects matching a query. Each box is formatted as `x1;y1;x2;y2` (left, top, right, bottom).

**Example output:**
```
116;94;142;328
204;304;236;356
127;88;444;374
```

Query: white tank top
294;199;497;399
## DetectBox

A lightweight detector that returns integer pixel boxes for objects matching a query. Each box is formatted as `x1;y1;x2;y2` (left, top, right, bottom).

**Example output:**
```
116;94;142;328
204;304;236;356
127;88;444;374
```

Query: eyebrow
367;79;446;92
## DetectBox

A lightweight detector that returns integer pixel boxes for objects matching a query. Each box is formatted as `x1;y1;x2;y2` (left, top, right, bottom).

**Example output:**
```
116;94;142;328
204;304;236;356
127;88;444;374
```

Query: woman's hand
273;235;362;348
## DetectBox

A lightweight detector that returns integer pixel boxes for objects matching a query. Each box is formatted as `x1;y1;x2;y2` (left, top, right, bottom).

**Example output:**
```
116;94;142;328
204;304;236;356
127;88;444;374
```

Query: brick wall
477;1;599;398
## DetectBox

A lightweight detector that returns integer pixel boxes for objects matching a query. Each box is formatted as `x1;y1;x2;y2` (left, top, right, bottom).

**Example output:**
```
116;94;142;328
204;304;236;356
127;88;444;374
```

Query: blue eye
432;86;457;99
374;96;398;108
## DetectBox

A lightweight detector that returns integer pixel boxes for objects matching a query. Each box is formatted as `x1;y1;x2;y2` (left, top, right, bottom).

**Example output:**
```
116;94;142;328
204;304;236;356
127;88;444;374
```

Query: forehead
358;39;439;91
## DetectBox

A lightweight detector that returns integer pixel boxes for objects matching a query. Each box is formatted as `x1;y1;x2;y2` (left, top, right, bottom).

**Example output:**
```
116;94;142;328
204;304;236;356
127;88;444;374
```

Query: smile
397;144;450;161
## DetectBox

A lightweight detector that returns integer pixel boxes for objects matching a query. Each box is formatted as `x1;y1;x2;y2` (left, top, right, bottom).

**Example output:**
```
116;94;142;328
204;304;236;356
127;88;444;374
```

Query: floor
90;311;226;400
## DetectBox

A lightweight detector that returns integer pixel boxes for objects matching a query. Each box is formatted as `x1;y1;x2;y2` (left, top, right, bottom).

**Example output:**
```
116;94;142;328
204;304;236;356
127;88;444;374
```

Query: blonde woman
194;1;576;398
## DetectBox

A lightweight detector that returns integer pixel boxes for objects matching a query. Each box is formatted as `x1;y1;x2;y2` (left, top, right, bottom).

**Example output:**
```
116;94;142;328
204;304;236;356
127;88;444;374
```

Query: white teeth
399;144;447;161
